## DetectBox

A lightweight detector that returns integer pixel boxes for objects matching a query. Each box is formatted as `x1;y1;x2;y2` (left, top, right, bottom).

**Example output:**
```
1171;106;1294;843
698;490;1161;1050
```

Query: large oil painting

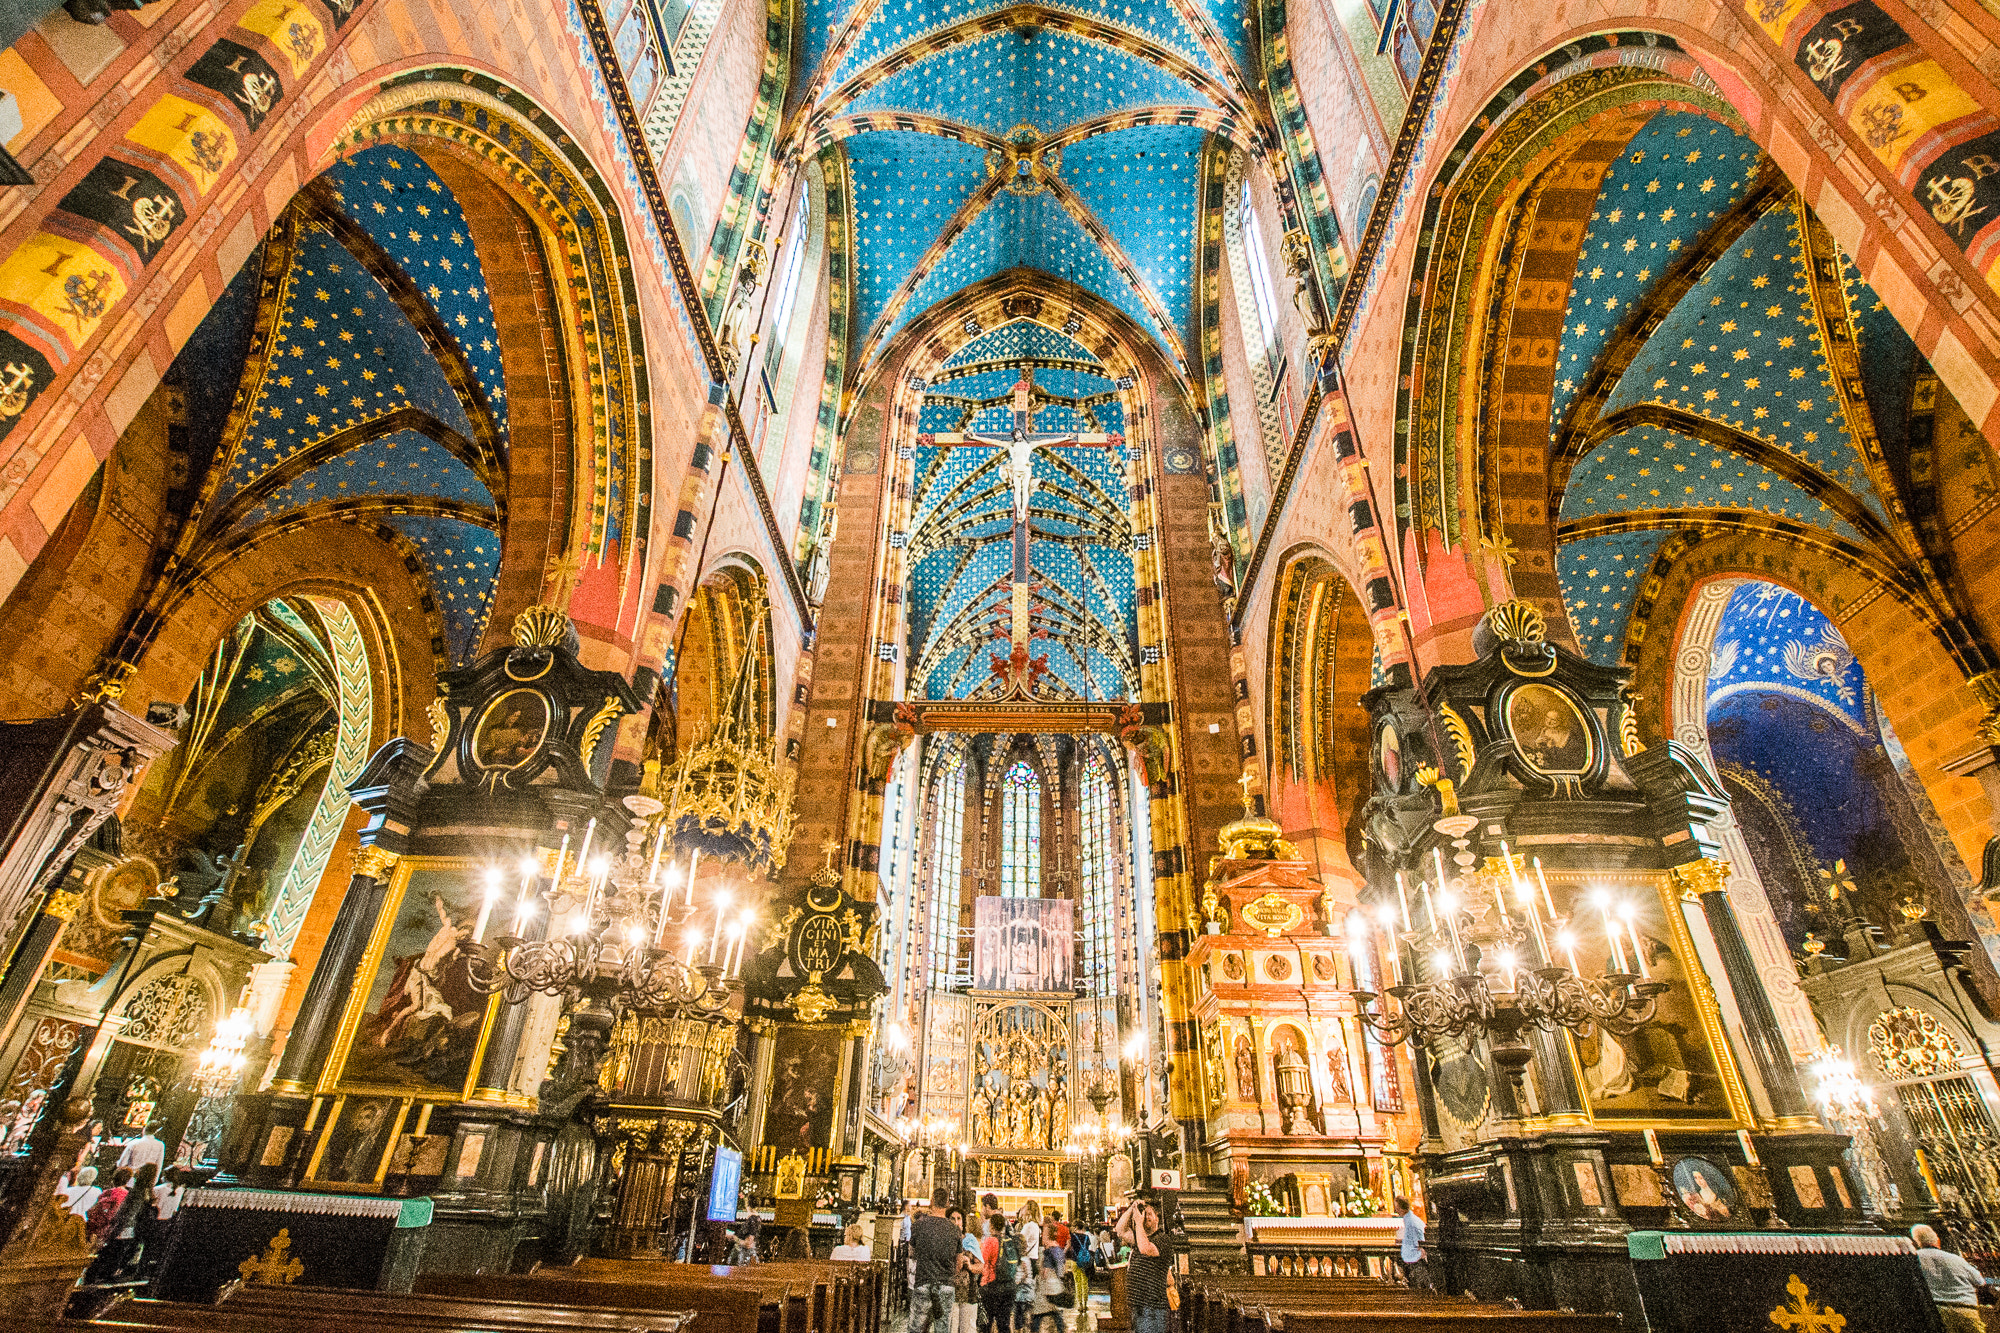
1566;881;1737;1124
328;861;498;1099
765;1024;842;1153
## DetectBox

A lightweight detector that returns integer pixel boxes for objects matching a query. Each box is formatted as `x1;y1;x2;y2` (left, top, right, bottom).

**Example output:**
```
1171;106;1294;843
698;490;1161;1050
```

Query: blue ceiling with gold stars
1552;110;1924;664
803;0;1241;372
166;146;509;666
904;321;1135;698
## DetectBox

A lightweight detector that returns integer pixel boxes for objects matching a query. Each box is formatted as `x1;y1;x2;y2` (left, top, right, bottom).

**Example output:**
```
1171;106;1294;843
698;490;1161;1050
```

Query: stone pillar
1671;858;1813;1125
269;844;399;1093
269;737;431;1092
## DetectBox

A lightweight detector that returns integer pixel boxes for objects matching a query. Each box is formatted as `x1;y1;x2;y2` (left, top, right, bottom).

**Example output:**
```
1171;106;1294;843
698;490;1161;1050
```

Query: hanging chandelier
1809;1046;1879;1122
192;1001;254;1097
465;792;759;1017
1350;840;1667;1090
660;598;794;872
466;601;785;1018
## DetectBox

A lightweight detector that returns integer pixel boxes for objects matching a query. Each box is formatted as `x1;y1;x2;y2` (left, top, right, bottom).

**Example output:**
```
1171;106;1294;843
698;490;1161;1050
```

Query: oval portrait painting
1671;1156;1738;1222
1505;683;1593;777
472;689;552;771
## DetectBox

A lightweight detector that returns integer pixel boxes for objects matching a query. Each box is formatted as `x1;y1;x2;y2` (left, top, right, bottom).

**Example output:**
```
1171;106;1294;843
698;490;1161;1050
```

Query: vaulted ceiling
904;319;1136;699
1550;110;1928;664
793;0;1263;374
169;144;508;665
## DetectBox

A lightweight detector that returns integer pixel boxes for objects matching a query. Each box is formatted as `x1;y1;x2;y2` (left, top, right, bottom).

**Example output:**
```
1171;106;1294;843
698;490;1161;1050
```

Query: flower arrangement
1245;1180;1289;1217
1336;1181;1384;1217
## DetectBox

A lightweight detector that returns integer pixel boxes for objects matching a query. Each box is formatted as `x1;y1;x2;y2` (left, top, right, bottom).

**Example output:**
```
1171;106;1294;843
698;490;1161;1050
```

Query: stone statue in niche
1234;1036;1257;1101
1272;1030;1317;1134
1208;501;1238;622
1325;1035;1352;1105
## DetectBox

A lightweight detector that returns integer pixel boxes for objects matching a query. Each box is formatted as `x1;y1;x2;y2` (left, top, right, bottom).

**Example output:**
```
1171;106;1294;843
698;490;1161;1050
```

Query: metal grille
1897;1075;2000;1213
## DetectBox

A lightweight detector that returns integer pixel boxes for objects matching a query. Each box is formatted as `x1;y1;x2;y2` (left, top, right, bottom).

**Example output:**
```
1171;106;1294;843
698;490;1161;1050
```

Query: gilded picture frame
303;1093;412;1190
1537;869;1754;1133
318;856;503;1104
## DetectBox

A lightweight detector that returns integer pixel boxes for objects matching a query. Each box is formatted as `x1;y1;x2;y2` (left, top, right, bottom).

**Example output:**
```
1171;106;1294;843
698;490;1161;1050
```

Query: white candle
1432;846;1449;896
648;825;667;882
574;820;597;885
1558;930;1580;977
473;870;501;944
686;849;701;907
1533;859;1557;920
551;833;571;889
1394;872;1411;931
1600;896;1629;973
1625;913;1650;979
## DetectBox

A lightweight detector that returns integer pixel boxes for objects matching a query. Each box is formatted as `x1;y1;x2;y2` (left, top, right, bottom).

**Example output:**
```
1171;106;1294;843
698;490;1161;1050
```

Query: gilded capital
1669;858;1731;897
1968;670;2000;710
43;889;84;922
351;845;401;881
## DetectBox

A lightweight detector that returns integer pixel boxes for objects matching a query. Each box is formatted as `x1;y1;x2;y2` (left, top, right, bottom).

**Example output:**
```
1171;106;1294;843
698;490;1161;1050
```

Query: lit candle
1644;1128;1662;1166
709;888;733;964
1533;859;1557;920
1394;872;1412;931
648;825;667;882
1432;846;1449;898
575;819;597;885
550;833;571;890
686;848;702;907
1557;929;1581;977
1437;889;1465;973
474;869;502;943
1384;939;1403;987
1598;894;1629;974
1621;905;1650;979
1420;882;1436;935
513;856;539;934
1737;1129;1759;1168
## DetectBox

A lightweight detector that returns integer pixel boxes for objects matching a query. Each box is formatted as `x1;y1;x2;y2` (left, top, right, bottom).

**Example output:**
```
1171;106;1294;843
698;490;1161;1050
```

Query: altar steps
1178;1181;1248;1273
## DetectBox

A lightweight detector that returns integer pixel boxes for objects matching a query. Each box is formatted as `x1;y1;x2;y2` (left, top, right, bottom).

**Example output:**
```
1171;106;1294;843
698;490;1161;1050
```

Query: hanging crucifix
919;368;1124;697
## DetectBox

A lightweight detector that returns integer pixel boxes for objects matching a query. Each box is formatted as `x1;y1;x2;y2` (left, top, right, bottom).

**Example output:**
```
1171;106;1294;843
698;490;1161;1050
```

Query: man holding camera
1113;1197;1177;1333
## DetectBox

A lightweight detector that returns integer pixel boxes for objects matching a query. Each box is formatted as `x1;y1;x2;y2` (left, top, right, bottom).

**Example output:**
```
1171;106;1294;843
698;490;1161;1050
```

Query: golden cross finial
544;547;586;608
821;839;841;870
1236;769;1256;815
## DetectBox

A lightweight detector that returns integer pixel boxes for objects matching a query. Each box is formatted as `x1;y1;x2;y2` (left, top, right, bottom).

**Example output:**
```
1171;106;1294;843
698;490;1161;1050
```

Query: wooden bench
1185;1276;1623;1333
220;1283;695;1331
67;1289;691;1333
550;1256;885;1333
1271;1314;1623;1333
419;1270;787;1333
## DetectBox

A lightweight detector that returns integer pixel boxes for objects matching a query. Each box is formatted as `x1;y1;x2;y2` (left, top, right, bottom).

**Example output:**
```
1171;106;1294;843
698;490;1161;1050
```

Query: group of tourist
902;1190;1177;1333
53;1125;188;1285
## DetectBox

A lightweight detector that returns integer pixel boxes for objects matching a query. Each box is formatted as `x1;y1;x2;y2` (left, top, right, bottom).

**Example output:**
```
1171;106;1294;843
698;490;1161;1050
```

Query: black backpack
986;1234;1023;1291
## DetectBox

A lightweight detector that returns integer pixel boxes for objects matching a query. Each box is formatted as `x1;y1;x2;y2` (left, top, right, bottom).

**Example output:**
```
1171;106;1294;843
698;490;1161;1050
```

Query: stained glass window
766;192;811;370
1240;180;1282;355
927;750;968;990
1080;751;1118;996
1001;759;1042;899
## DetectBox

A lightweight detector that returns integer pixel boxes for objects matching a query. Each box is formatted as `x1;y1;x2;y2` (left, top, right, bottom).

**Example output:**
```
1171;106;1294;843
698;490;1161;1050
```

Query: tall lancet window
927;750;968;990
1240;179;1282;354
1080;750;1118;995
1001;759;1042;898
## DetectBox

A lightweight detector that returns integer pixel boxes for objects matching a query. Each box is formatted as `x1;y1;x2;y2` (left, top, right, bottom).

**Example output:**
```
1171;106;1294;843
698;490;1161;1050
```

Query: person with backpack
978;1213;1018;1332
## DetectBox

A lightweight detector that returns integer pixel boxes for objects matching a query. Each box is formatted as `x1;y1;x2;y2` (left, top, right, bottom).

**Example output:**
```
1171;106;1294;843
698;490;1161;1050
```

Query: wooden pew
220;1283;696;1331
552;1256;885;1333
67;1290;691;1333
419;1270;786;1333
1271;1314;1623;1333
